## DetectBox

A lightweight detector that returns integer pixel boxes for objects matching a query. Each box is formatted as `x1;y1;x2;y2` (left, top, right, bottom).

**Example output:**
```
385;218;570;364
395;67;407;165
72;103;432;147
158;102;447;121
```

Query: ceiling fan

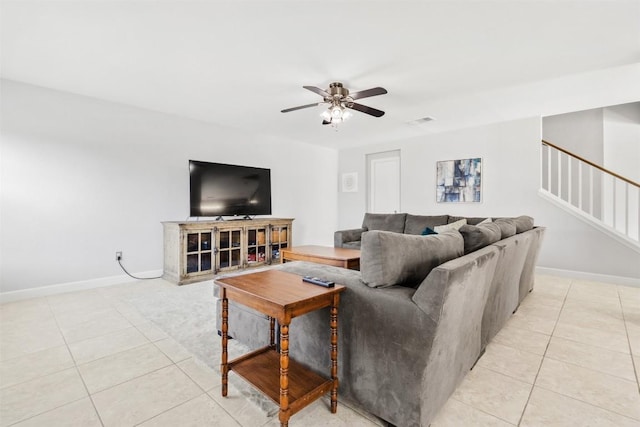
281;82;387;125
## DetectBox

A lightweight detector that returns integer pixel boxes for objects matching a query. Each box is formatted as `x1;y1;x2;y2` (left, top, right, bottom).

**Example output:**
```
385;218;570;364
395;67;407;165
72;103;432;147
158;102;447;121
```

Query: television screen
189;160;272;217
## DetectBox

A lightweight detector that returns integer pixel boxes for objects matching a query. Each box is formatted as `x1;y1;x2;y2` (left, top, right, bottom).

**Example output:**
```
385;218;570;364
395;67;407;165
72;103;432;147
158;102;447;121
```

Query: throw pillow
478;217;493;225
458;222;502;254
360;230;464;288
421;227;437;235
434;218;467;233
404;214;449;235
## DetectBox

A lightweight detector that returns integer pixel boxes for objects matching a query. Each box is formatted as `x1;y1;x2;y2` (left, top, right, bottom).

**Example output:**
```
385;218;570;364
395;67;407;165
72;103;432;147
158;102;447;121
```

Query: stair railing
541;140;639;246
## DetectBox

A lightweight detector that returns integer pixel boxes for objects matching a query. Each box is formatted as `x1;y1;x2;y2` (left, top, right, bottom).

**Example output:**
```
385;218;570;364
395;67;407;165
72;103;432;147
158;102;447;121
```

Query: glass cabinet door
246;227;268;265
185;231;213;274
217;228;242;270
269;225;289;263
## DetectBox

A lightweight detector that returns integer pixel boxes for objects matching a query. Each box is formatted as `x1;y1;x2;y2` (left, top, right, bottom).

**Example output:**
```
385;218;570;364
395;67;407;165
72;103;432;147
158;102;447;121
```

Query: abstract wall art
436;158;482;203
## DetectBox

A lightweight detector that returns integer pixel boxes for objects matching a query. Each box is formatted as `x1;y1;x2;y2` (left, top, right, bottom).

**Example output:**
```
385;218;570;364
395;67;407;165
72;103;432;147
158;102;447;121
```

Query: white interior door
367;150;401;213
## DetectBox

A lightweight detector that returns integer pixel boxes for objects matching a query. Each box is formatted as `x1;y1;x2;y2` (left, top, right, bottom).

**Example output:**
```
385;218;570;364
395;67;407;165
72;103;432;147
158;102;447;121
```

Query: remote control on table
302;276;335;288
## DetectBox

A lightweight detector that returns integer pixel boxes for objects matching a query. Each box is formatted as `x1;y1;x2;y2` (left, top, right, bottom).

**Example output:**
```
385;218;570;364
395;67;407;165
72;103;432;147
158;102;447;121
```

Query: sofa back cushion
514;215;534;233
493;218;517;239
448;216;487;225
360;230;464;288
362;213;407;233
458;222;502;254
404;214;450;235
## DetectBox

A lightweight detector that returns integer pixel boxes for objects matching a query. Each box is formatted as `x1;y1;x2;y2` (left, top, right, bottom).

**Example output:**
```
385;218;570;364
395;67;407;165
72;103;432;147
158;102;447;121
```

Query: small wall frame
341;172;358;192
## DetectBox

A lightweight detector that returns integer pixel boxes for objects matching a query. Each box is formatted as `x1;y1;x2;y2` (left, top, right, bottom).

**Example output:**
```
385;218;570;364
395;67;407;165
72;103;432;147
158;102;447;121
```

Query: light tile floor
1;275;639;426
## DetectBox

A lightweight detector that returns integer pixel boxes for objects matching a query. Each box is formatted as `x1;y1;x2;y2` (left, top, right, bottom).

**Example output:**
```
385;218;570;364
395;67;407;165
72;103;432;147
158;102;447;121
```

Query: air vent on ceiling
407;116;436;126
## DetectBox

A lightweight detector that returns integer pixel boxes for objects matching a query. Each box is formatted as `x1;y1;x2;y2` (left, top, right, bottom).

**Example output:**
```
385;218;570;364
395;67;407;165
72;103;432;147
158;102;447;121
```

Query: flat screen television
189;160;272;218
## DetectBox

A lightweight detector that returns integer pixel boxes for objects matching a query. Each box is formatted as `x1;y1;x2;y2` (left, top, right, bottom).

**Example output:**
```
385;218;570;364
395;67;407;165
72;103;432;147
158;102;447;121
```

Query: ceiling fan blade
303;85;331;98
349;87;387;100
281;102;321;113
347;102;385;117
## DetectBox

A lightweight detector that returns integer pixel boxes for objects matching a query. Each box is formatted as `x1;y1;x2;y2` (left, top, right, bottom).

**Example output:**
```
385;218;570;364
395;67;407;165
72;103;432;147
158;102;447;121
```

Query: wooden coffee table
281;245;360;270
215;269;345;427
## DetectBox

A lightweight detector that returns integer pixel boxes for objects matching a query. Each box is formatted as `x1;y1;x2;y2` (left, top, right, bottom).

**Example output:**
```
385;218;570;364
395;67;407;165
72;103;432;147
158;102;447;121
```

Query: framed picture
436;158;482;203
341;172;358;192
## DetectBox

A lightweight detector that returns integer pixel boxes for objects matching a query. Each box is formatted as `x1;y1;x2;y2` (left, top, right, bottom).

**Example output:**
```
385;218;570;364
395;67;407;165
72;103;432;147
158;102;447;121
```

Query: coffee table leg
279;321;290;427
330;295;339;413
221;290;228;397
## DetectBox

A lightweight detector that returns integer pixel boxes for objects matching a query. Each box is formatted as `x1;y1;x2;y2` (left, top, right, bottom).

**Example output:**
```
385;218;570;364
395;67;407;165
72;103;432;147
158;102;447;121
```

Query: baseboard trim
536;266;640;287
0;269;164;304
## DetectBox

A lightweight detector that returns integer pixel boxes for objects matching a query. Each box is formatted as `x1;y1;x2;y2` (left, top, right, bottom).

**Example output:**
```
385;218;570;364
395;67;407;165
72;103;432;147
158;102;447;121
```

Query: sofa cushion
341;241;362;249
360;230;464;288
362;213;407;233
404;214;449;235
493;218;517;239
448;216;487;226
514;215;534;233
458;223;502;254
434;218;467;233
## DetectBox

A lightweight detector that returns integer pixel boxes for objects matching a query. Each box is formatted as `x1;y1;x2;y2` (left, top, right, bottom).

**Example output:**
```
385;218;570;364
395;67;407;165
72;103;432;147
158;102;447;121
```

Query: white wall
542;108;604;163
603;103;640;183
0;80;338;293
541;102;640;183
338;117;640;280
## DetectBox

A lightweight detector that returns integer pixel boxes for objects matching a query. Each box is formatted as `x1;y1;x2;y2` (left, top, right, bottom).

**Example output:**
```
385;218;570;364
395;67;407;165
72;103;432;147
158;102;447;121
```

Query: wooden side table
281;245;361;270
215;270;345;427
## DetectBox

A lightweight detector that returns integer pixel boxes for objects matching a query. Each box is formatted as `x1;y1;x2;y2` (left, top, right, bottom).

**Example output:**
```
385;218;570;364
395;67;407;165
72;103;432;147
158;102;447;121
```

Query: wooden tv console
162;218;293;285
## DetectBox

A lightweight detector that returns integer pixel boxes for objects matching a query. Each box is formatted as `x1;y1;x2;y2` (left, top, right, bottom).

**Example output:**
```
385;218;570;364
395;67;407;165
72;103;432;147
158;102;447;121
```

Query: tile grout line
4;396;91;427
520;282;640;423
515;279;571;426
618;289;640;394
46;294;107;427
531;383;640;423
129;282;251;427
116;285;251;427
449;396;518;426
121;304;248;427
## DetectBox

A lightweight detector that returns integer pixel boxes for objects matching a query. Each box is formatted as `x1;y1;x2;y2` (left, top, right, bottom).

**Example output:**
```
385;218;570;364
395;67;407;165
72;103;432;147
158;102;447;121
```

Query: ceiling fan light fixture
331;105;344;119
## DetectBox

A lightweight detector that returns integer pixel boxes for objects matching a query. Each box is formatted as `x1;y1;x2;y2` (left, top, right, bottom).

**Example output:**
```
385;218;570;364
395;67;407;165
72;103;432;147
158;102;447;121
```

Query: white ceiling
2;0;640;149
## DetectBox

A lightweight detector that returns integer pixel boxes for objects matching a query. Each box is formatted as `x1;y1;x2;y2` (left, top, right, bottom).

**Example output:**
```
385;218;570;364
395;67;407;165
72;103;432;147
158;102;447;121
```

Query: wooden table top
215;269;345;321
282;245;360;261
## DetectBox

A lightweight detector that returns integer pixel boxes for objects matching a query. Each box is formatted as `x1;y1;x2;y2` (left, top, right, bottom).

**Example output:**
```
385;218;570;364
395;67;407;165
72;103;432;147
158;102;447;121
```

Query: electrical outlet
116;251;122;261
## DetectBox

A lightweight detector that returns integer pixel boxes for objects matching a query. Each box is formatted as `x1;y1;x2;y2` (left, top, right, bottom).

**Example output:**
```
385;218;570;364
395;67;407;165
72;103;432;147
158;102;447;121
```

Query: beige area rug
126;267;280;416
126;266;382;425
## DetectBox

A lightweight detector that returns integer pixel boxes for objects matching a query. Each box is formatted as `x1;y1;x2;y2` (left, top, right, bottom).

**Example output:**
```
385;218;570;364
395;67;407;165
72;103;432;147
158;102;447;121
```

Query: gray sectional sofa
216;213;545;427
335;212;516;249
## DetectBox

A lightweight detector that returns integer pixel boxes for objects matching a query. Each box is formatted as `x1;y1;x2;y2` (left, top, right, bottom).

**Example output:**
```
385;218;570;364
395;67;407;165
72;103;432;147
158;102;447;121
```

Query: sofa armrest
334;227;366;248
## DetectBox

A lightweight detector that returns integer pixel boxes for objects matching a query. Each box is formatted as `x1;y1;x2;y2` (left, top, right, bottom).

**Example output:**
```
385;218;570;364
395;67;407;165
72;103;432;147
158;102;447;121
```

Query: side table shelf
216;270;345;427
230;347;334;414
